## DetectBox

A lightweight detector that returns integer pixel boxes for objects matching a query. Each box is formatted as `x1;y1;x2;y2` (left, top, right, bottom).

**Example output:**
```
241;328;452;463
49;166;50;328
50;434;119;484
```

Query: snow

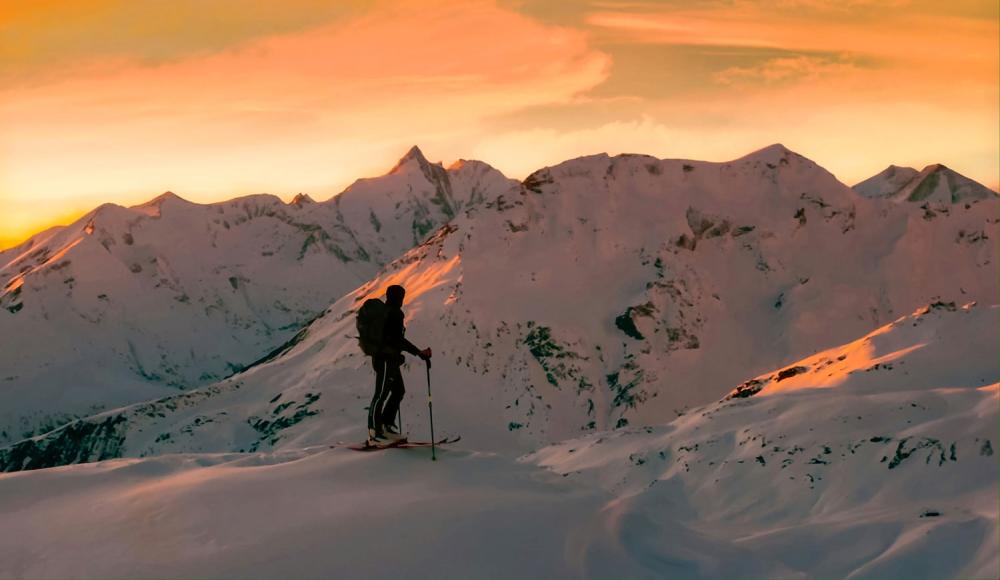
526;304;999;579
0;153;515;446
853;165;920;198
0;449;618;579
4;145;995;455
0;144;996;578
854;164;999;203
0;303;994;579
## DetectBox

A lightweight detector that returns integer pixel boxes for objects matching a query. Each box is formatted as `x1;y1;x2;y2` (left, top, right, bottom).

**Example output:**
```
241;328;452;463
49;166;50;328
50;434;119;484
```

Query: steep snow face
6;145;996;468
0;154;516;446
854;164;998;204
527;304;998;580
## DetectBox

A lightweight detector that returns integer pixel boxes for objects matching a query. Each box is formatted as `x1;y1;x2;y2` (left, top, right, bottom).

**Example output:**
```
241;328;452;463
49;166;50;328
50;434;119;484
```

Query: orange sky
1;0;997;249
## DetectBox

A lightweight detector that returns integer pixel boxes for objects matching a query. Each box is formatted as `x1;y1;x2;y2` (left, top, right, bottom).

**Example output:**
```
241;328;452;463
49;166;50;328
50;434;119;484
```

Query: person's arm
384;310;422;356
400;335;421;357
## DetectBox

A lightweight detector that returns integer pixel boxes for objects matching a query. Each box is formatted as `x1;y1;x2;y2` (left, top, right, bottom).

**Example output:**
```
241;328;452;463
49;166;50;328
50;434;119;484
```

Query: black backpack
357;298;388;356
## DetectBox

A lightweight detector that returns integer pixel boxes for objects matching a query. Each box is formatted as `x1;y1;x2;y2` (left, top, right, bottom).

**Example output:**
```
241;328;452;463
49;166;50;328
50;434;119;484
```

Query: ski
394;436;461;448
334;435;459;452
338;437;408;452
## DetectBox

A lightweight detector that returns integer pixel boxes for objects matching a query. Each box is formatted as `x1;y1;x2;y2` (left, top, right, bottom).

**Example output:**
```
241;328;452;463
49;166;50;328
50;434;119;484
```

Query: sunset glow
1;0;997;249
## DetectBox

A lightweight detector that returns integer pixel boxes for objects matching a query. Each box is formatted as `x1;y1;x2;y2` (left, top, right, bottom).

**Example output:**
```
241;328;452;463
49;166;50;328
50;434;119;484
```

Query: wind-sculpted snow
0;148;516;446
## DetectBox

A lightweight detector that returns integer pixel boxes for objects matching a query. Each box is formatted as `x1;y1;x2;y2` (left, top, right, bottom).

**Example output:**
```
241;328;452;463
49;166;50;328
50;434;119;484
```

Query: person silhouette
367;284;431;443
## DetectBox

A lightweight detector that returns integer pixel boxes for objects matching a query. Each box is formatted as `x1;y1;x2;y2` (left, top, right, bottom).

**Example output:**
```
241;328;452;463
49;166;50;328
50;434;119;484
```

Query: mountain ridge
853;163;998;203
1;144;996;449
6;143;997;253
0;150;517;445
4;142;994;460
0;143;996;578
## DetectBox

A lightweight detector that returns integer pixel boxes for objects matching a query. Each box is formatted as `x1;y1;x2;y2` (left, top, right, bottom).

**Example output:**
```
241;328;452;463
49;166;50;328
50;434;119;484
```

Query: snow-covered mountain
3;144;995;469
0;148;516;445
1;298;994;578
1;144;996;579
333;146;516;264
854;163;998;204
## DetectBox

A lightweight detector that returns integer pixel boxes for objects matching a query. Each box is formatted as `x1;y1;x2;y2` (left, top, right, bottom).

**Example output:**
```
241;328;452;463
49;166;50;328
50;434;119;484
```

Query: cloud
0;0;611;245
1;0;996;247
584;3;996;68
580;1;996;109
713;54;861;86
0;0;371;85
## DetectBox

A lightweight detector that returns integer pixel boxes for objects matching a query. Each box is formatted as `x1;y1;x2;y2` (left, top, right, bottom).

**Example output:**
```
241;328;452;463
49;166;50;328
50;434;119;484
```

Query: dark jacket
382;307;420;358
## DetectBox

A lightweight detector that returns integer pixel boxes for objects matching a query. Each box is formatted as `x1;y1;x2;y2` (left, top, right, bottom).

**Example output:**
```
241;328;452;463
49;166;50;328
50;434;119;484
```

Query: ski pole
425;358;436;461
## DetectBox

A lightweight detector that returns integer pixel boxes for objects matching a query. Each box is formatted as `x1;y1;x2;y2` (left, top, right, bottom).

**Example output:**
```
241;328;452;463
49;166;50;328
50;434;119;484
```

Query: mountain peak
733;143;802;165
446;158;505;175
858;163;999;203
447;159;473;171
136;191;189;207
389;145;430;174
290;193;315;206
899;164;997;203
853;165;919;198
130;191;192;217
754;143;791;155
758;143;792;155
918;163;948;177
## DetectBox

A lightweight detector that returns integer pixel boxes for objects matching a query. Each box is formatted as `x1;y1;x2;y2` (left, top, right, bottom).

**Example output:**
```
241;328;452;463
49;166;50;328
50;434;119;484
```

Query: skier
366;284;431;444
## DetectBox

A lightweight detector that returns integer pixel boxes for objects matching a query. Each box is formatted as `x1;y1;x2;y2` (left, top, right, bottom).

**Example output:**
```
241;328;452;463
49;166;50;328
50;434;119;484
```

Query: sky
1;0;997;249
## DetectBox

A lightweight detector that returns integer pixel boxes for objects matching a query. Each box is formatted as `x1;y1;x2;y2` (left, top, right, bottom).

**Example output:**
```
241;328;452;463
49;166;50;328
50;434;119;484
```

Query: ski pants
368;354;405;432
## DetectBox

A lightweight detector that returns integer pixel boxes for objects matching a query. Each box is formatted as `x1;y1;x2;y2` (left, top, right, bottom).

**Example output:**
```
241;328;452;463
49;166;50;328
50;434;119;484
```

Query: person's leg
367;355;389;435
380;362;406;432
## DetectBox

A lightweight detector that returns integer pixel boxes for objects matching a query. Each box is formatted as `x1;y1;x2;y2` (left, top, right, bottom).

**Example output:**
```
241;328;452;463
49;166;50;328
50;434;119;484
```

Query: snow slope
0;148;515;445
0;302;994;579
0;449;622;579
2;144;995;468
527;302;998;579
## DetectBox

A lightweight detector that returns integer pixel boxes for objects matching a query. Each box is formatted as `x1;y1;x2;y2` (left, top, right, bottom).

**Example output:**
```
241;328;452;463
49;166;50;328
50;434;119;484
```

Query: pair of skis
336;436;461;452
340;360;449;456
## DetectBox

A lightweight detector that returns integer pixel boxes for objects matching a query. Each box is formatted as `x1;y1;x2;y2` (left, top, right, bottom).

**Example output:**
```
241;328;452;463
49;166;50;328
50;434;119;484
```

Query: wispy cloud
713;54;861;86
